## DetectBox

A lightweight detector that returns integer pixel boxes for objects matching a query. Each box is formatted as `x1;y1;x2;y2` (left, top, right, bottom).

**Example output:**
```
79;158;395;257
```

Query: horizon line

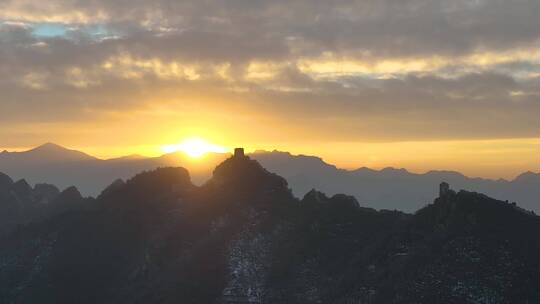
1;142;536;183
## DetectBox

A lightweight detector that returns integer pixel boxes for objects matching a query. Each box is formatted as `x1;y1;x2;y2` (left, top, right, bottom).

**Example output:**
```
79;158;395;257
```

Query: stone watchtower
439;182;450;197
234;148;245;158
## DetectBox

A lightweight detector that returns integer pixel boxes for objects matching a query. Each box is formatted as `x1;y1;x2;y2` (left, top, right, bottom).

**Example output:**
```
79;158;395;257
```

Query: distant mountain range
1;153;539;303
0;143;228;196
1;143;539;213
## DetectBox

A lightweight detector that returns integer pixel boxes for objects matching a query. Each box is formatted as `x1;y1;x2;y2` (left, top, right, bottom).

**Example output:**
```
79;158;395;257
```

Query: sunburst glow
161;138;227;158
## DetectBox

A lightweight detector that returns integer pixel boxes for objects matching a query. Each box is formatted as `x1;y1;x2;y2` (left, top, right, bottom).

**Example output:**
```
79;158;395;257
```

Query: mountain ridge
1;144;540;213
0;172;88;235
3;144;535;181
1;154;539;303
1;143;98;163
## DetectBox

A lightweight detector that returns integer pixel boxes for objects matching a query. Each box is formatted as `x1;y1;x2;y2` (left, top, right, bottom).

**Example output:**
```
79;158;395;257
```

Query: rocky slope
0;154;539;303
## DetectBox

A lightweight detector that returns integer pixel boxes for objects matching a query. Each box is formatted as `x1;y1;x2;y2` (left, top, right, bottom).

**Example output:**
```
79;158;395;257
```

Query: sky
1;0;540;179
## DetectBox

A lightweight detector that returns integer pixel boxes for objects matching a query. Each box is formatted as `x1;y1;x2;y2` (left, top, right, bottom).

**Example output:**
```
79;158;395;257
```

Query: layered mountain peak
330;193;361;209
99;167;194;206
208;148;289;195
302;189;329;204
302;189;360;210
12;179;33;197
514;171;540;183
125;167;193;195
98;179;126;199
0;171;87;235
414;182;538;233
57;186;83;202
31;142;66;152
42;185;86;217
63;166;192;204
251;149;339;176
1;143;98;163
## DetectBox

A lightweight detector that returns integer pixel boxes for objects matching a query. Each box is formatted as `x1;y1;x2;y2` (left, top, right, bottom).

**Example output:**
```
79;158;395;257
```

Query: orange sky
2;0;540;180
3;136;540;180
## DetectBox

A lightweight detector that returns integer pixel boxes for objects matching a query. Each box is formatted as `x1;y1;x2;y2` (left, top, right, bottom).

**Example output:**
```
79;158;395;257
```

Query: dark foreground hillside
1;152;540;303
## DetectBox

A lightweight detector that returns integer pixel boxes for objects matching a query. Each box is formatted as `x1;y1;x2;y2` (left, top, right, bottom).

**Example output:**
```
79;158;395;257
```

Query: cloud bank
1;0;540;145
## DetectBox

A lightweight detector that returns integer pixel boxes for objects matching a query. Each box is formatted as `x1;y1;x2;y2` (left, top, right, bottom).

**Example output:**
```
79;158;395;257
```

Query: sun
161;138;227;158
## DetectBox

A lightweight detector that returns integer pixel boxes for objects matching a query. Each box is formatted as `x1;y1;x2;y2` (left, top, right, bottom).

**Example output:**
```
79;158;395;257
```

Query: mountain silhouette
1;143;97;163
253;150;540;213
0;144;228;196
2;144;540;213
0;171;87;235
0;154;539;303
